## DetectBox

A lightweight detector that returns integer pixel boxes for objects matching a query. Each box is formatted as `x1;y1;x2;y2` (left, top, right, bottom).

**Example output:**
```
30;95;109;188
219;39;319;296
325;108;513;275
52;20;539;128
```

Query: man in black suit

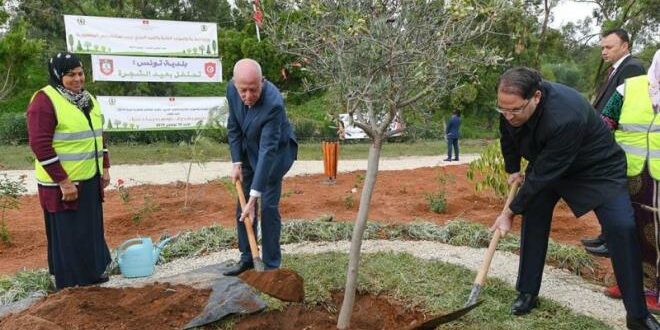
583;28;646;257
492;67;659;329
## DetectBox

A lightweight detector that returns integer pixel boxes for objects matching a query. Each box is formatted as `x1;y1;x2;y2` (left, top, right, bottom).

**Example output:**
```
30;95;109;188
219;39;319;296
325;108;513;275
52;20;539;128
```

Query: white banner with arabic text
98;96;228;131
91;55;222;82
64;15;218;57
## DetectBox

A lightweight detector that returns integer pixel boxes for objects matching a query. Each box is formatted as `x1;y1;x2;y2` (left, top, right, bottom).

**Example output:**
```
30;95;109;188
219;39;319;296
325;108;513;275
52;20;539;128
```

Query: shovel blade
406;300;482;330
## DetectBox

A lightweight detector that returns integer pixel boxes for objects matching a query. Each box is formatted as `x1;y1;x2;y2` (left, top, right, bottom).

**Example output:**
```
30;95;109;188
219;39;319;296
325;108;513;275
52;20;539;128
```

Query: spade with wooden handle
407;181;520;330
235;180;265;272
465;180;520;307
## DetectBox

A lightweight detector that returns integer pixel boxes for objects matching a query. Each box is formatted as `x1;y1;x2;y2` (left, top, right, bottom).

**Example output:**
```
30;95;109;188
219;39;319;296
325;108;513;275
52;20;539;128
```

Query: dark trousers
447;138;459;160
44;175;111;289
236;172;283;269
517;187;648;318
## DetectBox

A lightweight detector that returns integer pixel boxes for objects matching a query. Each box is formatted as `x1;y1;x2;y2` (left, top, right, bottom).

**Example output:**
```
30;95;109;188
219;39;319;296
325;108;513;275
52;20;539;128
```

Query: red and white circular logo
204;62;216;78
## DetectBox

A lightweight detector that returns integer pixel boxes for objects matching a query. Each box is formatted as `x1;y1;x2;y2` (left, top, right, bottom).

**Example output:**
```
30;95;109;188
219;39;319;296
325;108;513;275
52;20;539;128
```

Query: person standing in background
599;50;660;312
582;28;647;258
444;110;461;162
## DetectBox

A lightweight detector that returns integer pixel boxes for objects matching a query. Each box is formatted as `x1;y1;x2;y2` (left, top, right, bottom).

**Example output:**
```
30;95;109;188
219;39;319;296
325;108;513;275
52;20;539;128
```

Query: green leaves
467;141;527;198
0;174;27;243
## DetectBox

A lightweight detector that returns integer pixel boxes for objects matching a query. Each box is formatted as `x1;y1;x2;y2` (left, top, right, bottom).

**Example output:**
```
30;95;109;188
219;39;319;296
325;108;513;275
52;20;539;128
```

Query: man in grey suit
582;28;646;257
223;59;298;276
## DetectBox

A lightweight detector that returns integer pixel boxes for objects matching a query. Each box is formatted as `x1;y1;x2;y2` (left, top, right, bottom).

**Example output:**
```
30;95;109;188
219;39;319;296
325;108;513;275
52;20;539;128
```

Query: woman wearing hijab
600;49;660;314
26;52;111;289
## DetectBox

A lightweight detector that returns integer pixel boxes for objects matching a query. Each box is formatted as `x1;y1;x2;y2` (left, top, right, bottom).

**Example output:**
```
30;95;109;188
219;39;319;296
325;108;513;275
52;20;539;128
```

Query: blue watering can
116;236;173;278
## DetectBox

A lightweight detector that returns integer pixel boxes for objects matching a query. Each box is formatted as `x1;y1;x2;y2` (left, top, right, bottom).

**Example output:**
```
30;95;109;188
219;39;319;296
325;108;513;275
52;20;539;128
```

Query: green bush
0;112;28;145
425;192;447;213
290;117;335;140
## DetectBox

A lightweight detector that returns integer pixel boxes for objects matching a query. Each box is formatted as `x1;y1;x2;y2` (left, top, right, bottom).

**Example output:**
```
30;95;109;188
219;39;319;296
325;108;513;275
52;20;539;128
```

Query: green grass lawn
211;252;610;329
0;139;492;170
0;221;608;328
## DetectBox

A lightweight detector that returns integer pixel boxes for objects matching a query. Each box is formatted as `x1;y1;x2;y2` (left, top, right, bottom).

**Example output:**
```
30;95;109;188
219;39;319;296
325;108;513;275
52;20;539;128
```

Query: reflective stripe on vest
32;86;104;184
614;75;660;180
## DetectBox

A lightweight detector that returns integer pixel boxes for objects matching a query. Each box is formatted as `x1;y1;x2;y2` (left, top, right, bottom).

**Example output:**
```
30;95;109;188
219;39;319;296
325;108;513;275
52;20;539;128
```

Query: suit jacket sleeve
251;105;284;192
227;85;243;163
509;117;584;214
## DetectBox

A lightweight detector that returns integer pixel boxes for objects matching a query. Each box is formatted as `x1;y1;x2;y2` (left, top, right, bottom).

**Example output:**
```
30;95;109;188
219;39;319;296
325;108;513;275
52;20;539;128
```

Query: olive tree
266;1;501;328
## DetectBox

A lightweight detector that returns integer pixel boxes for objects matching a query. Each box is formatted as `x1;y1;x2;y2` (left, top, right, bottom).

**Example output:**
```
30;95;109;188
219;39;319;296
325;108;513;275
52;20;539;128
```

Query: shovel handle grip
474;180;520;286
235;180;261;259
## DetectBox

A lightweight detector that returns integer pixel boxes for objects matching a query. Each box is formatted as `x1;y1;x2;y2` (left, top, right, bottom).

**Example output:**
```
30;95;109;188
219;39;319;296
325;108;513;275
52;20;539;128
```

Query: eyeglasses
495;99;530;115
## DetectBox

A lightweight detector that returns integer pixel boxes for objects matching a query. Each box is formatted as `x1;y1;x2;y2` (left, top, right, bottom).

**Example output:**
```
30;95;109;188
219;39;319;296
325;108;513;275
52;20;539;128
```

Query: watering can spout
152;236;174;264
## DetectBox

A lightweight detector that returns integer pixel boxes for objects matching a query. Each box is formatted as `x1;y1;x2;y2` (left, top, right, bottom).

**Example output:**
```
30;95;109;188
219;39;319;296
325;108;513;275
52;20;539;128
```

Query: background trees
0;0;657;144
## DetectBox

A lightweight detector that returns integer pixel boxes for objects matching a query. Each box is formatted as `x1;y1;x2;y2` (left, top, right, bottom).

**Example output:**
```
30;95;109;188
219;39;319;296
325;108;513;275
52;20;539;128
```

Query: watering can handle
118;238;146;252
116;238;146;262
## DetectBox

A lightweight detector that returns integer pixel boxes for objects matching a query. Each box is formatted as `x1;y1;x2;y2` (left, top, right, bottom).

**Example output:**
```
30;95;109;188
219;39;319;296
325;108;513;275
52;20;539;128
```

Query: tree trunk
336;139;382;329
534;0;552;68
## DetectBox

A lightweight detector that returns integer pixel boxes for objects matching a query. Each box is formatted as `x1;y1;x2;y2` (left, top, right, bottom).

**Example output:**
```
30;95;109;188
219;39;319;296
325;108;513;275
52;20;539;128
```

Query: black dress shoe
585;243;610;257
581;236;605;247
627;314;660;330
443;158;452;162
511;293;539;315
222;261;254;276
453;158;459;161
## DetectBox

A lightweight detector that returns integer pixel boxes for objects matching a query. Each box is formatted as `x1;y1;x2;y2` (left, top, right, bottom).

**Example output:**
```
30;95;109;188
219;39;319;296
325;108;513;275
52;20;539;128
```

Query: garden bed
0;165;603;275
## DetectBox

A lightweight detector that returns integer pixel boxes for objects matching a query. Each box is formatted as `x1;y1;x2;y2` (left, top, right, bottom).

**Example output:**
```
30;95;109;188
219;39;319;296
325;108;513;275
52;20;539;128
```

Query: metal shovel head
406;300;483;330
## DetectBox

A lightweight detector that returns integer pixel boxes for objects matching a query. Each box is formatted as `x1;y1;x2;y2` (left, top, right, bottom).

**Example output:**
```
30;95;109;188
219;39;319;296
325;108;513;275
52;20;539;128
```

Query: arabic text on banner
92;55;222;82
98;96;228;131
64;15;219;57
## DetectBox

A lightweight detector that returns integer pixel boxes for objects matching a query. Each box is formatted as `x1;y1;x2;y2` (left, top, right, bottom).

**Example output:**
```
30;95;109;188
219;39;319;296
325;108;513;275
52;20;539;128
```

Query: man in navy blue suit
223;59;298;276
443;110;461;161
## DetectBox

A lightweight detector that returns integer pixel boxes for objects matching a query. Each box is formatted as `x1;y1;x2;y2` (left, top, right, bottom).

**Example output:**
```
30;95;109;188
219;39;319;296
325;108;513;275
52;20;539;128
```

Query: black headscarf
47;52;93;112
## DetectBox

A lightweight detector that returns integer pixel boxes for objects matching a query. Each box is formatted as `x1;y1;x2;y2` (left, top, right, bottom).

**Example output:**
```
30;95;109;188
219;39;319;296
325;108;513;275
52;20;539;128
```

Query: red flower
117;179;125;186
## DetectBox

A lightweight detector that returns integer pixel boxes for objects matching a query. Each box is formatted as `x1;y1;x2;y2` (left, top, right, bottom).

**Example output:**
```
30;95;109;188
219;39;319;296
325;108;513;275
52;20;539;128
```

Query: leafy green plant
216;176;237;199
130;195;160;224
343;194;355;209
0;174;27;243
114;178;130;202
425;192;447;213
112;178;159;225
467;141;527;198
425;170;453;213
0;269;53;304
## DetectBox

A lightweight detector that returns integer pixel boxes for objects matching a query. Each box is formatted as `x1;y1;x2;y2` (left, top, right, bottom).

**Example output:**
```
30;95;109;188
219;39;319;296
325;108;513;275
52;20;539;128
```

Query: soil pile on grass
0;282;210;330
239;268;305;302
233;291;427;330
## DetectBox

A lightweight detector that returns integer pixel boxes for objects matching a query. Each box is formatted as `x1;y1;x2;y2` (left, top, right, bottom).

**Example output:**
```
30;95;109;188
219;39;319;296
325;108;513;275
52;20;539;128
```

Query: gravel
4;155;479;195
104;240;625;329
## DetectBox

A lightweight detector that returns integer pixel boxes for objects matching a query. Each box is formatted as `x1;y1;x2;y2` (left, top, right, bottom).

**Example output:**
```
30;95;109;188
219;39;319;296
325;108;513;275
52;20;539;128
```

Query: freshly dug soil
239;268;305;302
232;291;427;330
0;283;210;330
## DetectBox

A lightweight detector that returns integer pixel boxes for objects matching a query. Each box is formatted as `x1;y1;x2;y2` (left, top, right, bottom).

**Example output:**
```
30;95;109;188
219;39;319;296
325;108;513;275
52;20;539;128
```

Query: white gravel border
3;155;479;195
104;240;625;329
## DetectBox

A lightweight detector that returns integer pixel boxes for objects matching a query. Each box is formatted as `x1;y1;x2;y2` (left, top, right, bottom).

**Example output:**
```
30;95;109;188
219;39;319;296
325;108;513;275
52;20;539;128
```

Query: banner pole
252;1;261;42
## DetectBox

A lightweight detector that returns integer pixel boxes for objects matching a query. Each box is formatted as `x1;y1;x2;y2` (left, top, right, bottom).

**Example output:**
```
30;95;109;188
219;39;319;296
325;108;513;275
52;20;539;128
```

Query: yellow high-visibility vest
615;75;660;180
32;85;104;185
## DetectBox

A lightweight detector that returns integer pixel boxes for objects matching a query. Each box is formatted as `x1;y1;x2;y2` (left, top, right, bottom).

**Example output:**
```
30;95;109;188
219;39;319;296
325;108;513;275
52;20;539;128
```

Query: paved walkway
2;154;479;195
